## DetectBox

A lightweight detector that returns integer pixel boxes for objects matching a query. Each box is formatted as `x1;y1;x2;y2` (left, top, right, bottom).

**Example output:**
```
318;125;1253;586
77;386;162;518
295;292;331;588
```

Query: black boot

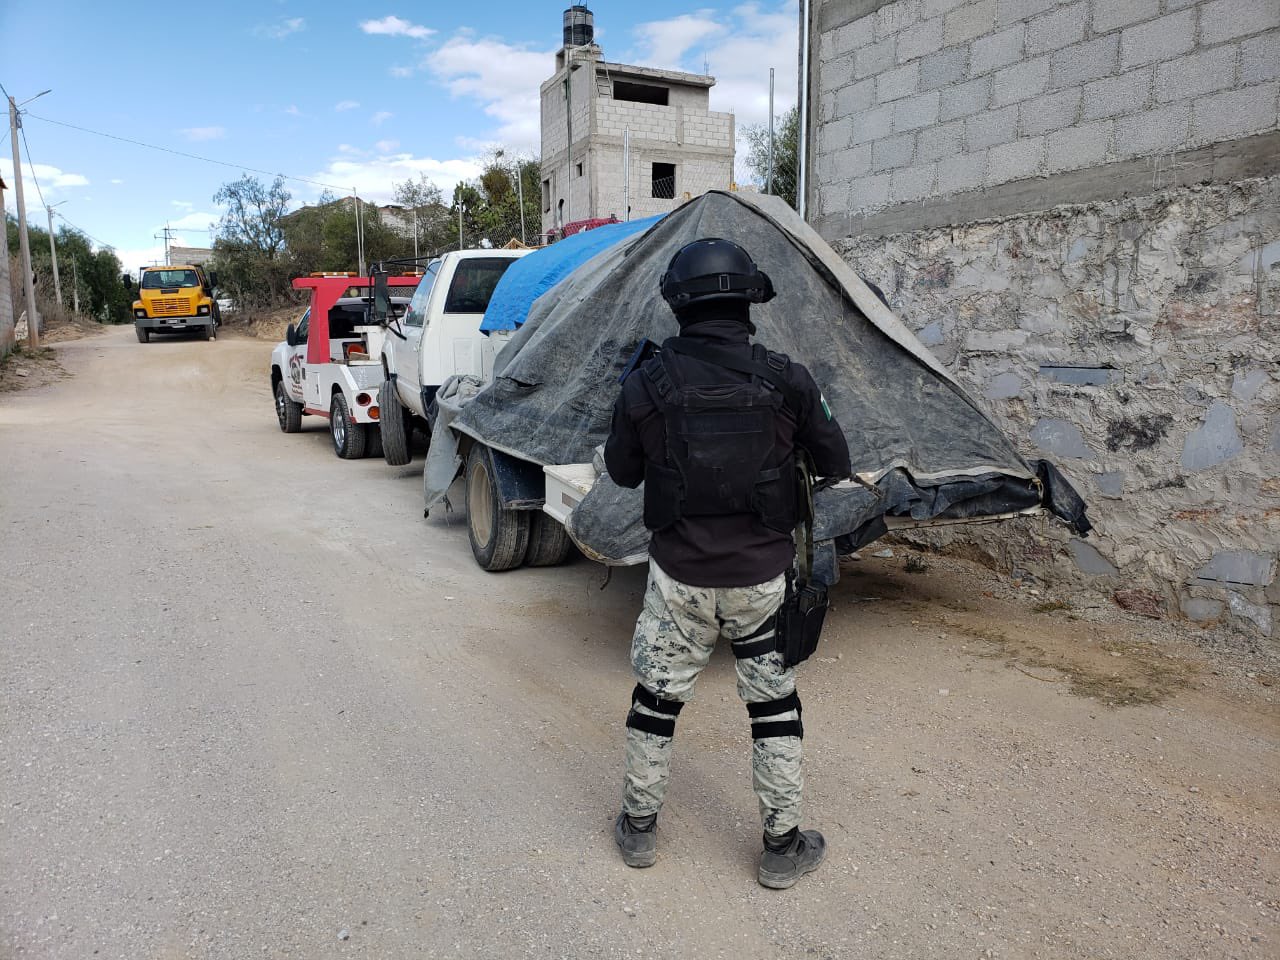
758;827;826;889
614;812;657;868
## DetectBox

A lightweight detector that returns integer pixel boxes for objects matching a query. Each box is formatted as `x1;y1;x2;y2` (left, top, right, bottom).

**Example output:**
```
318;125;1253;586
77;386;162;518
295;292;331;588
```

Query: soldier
604;237;852;889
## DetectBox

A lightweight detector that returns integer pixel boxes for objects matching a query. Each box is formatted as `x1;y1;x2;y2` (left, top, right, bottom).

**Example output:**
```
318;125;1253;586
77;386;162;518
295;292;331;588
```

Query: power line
25;112;353;192
53;210;114;251
20;123;47;208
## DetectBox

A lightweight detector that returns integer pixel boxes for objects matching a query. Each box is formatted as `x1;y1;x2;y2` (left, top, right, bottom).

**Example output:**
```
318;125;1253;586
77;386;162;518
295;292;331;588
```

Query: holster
774;453;829;668
776;571;828;668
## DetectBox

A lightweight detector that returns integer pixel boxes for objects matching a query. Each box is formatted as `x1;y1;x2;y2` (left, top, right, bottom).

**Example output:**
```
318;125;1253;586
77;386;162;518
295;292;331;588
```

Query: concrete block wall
541;48;736;236
0;201;13;357
806;0;1280;640
810;0;1280;222
837;176;1279;637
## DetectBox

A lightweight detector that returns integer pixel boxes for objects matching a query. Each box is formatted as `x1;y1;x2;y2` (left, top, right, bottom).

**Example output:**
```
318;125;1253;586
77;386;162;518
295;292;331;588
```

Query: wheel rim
275;388;287;428
468;457;494;547
332;404;346;448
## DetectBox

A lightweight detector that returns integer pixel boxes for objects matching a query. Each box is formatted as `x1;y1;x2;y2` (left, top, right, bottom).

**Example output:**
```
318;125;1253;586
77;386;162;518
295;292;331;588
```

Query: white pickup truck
375;249;530;465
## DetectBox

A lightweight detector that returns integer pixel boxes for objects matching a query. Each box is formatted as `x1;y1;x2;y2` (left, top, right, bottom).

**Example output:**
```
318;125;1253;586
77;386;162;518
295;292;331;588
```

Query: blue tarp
480;215;664;332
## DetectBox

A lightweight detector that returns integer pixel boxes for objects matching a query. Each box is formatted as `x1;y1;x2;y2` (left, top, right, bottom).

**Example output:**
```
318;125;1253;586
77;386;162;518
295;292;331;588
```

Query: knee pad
626;683;684;738
748;690;803;740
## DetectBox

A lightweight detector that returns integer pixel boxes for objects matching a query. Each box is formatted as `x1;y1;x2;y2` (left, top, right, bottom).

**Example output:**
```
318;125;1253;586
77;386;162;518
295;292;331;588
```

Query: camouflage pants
622;561;804;835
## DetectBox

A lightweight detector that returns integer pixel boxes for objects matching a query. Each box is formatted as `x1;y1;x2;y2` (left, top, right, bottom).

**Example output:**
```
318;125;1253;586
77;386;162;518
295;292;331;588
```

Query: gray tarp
425;190;1088;564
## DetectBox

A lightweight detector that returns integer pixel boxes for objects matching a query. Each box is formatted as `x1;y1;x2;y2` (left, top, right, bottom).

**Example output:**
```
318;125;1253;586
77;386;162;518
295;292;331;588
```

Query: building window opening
576;162;584;178
614;81;669;105
651;162;676;199
542;179;551;213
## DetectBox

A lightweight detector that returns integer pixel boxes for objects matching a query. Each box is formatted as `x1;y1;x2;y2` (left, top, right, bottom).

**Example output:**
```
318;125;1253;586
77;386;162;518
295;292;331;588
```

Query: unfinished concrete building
804;0;1278;638
539;6;735;238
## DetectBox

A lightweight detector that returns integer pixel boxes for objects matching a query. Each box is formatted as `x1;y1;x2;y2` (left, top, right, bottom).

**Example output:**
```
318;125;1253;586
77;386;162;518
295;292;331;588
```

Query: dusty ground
1;327;1276;960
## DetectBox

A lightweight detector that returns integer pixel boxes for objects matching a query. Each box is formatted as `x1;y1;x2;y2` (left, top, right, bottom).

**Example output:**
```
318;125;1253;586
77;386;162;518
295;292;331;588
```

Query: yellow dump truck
124;264;221;343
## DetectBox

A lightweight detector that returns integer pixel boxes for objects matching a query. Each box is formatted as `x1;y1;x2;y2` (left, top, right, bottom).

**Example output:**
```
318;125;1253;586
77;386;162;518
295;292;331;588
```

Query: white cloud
285;105;302;117
622;2;800;183
389;65;415;78
0;158;90;195
630;11;724;69
375;139;400;153
181;126;226;141
360;15;434;40
114;244;168;276
425;35;556;150
257;17;306;39
110;178;124;185
335;99;361;111
370;111;393;126
309;151;484;204
166;211;220;232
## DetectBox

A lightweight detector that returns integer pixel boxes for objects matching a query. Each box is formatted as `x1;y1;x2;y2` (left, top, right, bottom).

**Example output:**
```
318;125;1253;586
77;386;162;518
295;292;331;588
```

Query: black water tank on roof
563;5;594;47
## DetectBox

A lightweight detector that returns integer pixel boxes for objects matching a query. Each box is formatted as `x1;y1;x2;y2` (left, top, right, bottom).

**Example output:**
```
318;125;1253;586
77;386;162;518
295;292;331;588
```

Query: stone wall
808;0;1280;230
838;175;1279;638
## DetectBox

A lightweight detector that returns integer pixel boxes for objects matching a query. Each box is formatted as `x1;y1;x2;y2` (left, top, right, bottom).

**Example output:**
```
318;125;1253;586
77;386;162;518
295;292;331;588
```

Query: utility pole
458;202;464;250
71;256;80;315
46;201;66;307
564;46;575;228
154;225;173;265
515;161;526;245
766;68;775;196
8;94;41;349
623;128;631;221
353;192;366;276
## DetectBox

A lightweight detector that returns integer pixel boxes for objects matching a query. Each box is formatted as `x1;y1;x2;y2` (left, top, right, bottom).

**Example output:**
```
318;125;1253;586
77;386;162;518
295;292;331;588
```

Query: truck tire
524;512;575;567
136;326;149;343
466;444;530;572
330;393;368;460
202;323;212;341
275;381;303;433
378;380;412;466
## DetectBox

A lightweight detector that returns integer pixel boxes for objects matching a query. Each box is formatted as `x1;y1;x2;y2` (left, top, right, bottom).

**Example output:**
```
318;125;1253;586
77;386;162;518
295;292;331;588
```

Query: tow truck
270;272;421;459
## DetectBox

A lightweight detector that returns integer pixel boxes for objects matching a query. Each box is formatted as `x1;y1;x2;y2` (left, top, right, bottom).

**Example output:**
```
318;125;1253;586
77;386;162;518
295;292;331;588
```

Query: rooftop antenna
704;53;709;75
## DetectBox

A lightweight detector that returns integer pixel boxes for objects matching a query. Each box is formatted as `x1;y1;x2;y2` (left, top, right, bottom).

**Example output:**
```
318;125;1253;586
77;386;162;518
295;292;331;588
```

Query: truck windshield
444;258;517;314
142;269;201;289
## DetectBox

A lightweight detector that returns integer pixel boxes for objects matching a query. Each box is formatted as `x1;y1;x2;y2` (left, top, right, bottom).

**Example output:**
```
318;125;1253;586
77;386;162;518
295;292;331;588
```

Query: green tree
210;175;293;308
742;105;799;209
6;216;131;323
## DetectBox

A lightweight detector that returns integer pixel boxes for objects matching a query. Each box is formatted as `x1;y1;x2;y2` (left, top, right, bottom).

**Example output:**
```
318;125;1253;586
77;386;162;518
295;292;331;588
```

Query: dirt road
2;327;1277;959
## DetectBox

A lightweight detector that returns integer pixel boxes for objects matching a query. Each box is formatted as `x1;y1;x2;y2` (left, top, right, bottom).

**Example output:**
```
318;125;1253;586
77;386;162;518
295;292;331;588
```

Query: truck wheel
275;381;303;433
208;321;217;340
377;380;412;466
136;326;149;343
330;393;368;460
465;444;530;572
201;323;212;341
524;512;574;567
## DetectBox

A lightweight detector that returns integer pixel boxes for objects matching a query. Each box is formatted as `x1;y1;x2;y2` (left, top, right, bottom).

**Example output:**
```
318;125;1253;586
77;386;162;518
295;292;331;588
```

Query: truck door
285;308;310;404
391;263;437;411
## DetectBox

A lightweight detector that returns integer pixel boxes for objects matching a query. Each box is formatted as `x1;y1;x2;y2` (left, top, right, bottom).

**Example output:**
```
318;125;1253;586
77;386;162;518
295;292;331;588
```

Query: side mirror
122;274;133;292
371;271;391;324
286;323;297;347
208;270;218;288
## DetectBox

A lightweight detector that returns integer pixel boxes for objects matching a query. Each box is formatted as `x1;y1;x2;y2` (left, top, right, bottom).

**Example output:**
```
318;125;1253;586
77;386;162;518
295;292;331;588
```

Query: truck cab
377;249;530;465
127;264;220;342
270;272;420;459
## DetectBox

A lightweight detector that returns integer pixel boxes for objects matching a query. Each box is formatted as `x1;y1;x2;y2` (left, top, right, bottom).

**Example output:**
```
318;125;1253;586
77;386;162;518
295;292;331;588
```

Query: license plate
169;322;187;328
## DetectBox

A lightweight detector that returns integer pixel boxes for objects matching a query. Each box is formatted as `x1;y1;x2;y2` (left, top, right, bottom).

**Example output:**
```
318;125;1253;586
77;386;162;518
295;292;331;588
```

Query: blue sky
1;1;798;273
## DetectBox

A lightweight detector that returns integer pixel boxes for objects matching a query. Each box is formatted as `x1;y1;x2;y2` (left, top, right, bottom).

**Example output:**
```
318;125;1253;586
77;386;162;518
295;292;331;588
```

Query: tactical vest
640;345;799;534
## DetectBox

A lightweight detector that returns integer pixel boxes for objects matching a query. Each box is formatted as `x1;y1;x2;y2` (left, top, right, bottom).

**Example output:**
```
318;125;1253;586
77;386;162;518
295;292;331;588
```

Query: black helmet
659;238;776;312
